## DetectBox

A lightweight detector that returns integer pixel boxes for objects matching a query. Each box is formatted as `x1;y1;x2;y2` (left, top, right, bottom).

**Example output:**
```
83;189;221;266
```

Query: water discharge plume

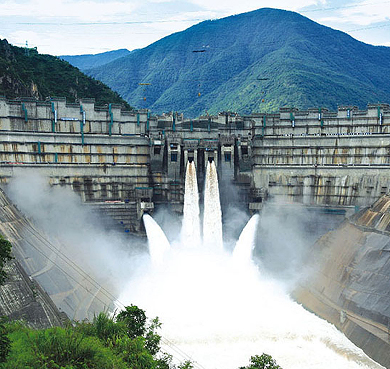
202;160;223;250
117;161;383;369
181;161;201;248
233;213;260;264
119;240;383;369
143;213;171;267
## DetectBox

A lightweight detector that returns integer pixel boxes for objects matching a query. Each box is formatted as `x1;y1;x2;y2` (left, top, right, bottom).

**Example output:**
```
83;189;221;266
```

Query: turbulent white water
203;161;223;250
142;213;171;266
119;161;383;369
181;161;201;248
232;213;260;265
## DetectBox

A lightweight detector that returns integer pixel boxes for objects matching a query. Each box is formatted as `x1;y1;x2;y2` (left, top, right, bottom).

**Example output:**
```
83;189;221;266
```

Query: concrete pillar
204;150;217;168
303;176;314;205
167;142;181;179
220;144;234;180
184;149;198;167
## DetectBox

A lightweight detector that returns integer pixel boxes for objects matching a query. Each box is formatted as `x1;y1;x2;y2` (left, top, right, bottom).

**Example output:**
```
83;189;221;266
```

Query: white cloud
8;30;40;48
1;0;389;54
319;1;390;26
0;0;140;21
188;0;327;15
140;10;215;34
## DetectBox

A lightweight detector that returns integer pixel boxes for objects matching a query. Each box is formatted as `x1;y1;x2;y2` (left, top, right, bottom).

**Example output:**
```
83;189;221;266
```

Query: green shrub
239;353;282;369
3;323;126;369
0;316;10;363
1;306;199;369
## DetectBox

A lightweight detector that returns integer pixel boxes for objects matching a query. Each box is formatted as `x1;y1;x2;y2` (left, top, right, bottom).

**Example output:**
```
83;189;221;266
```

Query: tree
117;305;147;339
177;360;194;369
0;234;12;363
116;305;162;356
0;317;10;363
0;235;12;286
239;354;282;369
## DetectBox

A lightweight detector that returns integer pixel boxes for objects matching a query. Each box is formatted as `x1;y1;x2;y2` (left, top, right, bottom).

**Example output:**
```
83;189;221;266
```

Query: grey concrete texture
0;189;117;323
294;195;390;368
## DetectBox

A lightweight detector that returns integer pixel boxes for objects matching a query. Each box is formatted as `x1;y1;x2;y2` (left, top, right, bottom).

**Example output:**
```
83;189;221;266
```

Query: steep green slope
60;48;131;71
0;39;131;108
86;8;390;117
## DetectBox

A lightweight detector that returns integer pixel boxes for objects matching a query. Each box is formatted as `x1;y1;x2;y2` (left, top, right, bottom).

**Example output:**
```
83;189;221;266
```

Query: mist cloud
6;169;146;296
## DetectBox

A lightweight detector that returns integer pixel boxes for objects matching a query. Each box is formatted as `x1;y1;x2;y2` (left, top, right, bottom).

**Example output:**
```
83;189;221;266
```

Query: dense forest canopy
0;39;131;109
82;8;390;117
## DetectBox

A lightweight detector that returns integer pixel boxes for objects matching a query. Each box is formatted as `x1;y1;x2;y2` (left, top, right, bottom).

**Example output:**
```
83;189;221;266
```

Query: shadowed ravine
118;161;383;369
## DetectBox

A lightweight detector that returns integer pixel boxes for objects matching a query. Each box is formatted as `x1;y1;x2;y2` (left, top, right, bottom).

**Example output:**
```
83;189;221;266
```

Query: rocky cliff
0;188;117;324
294;195;390;367
0;259;66;328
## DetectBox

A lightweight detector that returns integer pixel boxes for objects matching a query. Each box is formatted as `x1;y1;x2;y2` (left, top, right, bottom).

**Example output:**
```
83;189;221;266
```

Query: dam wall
1;97;390;229
251;104;390;207
0;97;152;232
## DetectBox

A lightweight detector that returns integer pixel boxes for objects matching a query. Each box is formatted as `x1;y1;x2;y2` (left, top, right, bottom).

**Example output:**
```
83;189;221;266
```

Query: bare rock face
30;81;40;99
0;260;66;328
0;185;66;328
294;195;390;368
0;39;34;98
0;188;116;325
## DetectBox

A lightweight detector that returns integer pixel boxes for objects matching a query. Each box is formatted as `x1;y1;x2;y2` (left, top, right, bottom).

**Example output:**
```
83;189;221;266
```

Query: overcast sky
1;0;389;56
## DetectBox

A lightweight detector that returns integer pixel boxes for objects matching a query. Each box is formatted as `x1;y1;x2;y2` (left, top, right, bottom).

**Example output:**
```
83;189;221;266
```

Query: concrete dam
1;97;390;366
0;97;389;227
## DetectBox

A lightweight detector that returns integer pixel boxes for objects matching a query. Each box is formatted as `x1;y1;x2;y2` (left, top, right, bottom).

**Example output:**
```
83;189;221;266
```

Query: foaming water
232;213;260;264
119;161;383;369
203;161;223;250
181;161;201;248
118;244;382;369
142;213;170;267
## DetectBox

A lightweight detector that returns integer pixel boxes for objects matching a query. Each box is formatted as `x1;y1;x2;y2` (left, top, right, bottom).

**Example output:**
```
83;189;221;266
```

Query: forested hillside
85;8;390;117
60;49;131;71
0;39;131;108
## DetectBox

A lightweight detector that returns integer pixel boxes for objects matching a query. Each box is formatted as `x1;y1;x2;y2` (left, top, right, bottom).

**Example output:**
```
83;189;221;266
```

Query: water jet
118;161;383;369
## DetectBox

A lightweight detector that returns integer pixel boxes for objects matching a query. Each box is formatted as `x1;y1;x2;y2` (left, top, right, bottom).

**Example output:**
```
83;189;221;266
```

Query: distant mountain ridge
60;49;131;71
82;8;390;117
0;39;130;108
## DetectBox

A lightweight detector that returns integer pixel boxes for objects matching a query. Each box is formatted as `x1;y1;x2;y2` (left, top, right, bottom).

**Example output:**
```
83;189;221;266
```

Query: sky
0;0;389;56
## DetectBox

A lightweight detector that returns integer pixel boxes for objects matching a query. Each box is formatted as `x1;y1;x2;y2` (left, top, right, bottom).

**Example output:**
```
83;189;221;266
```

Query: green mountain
60;49;131;71
85;8;390;117
0;39;131;108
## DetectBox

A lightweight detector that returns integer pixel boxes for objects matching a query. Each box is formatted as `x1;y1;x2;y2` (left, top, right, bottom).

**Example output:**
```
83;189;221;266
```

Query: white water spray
142;213;171;267
181;161;201;248
232;213;260;264
203;160;223;250
119;161;383;369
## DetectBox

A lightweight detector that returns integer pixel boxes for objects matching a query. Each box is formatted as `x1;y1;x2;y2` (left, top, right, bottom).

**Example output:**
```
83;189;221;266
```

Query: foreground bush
3;322;126;369
1;305;282;369
1;306;174;369
239;354;282;369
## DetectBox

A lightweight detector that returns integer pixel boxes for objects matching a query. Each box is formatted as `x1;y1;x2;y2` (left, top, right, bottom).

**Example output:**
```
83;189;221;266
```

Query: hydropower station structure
0;97;390;367
0;97;389;228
